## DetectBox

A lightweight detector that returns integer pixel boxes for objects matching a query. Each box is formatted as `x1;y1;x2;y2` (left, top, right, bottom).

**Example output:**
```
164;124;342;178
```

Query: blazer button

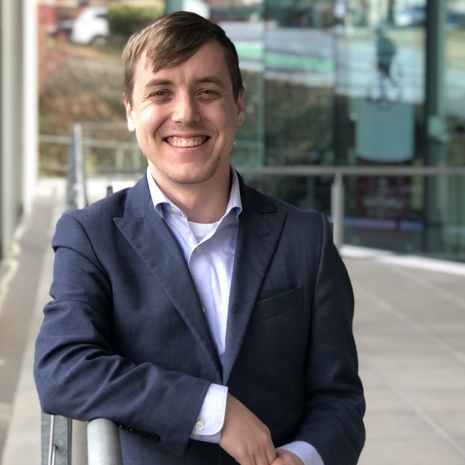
151;434;160;442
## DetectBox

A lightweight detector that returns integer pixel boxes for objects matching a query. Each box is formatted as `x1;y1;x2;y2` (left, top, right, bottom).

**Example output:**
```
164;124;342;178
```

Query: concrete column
1;0;23;258
0;0;38;258
22;0;38;213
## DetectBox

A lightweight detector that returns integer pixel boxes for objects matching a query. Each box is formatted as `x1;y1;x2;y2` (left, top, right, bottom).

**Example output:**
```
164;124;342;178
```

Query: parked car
395;6;425;27
48;19;74;39
395;6;465;29
70;6;109;45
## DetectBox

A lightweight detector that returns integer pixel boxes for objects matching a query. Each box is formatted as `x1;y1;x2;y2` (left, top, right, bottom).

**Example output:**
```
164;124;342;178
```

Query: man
376;27;398;98
34;11;365;465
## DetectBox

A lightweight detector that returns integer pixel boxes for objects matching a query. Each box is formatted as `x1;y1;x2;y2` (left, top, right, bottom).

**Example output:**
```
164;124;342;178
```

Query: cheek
135;111;161;137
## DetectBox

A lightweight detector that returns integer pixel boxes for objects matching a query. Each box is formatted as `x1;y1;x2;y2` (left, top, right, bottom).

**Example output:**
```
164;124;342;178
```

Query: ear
235;89;245;128
124;98;136;133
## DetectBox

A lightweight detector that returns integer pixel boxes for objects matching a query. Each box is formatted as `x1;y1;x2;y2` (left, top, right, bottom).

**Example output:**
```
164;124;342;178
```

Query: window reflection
226;0;465;259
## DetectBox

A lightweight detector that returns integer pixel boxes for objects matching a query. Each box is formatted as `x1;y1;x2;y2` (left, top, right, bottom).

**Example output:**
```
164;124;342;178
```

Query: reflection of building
226;0;465;259
260;0;334;27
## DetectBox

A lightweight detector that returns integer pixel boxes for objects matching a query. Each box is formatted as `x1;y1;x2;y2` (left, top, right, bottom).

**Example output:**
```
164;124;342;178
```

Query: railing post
41;413;72;465
115;147;124;171
331;171;345;250
66;124;88;212
65;126;77;212
131;141;141;171
73;123;88;209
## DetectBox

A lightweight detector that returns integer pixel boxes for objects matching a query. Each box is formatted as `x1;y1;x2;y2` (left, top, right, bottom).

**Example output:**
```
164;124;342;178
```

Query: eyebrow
144;79;172;91
195;76;226;88
143;76;226;92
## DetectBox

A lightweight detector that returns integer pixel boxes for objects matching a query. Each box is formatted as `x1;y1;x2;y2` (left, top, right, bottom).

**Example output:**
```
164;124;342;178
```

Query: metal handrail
235;164;465;250
236;164;465;177
87;419;123;465
42;415;122;465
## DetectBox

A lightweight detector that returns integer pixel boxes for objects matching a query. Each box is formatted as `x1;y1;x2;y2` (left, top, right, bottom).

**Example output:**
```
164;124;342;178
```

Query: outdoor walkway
1;179;465;464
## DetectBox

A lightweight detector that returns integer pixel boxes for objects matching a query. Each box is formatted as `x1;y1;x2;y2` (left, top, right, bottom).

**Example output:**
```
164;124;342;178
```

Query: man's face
125;40;244;192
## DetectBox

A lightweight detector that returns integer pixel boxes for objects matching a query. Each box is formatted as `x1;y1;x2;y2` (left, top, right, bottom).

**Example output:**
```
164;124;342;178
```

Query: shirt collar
146;167;242;220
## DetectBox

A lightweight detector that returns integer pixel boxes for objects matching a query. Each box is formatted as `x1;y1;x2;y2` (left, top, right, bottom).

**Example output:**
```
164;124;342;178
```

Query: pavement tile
428;412;465;436
379;368;465;389
454;436;465;450
437;334;465;352
363;388;409;412
404;388;465;412
357;332;447;356
358;438;465;465
364;411;437;439
358;365;386;389
359;352;464;371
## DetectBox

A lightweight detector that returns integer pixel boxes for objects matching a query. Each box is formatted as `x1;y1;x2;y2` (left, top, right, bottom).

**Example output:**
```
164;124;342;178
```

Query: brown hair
122;11;244;104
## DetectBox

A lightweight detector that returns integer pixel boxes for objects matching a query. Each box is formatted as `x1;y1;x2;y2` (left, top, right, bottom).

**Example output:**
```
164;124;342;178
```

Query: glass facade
209;0;465;260
37;0;465;261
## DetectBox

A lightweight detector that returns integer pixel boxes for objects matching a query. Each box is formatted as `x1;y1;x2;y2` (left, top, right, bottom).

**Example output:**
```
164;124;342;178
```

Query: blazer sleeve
294;214;366;465
34;213;210;458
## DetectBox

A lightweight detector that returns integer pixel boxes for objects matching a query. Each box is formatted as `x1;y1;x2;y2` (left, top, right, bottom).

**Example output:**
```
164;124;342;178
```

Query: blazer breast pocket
250;285;303;324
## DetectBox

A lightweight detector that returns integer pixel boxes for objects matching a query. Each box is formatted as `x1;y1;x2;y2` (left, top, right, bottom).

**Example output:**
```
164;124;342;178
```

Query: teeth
169;137;205;147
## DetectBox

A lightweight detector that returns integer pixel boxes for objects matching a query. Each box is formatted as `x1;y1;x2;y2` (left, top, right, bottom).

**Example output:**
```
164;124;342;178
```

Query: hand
271;449;304;465
219;393;277;465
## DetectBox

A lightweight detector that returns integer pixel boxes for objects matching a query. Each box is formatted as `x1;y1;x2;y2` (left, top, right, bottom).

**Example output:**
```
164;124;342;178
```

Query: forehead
134;41;231;87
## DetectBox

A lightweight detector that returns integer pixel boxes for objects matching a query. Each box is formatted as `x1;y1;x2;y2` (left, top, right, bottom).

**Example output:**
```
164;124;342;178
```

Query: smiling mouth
165;136;209;148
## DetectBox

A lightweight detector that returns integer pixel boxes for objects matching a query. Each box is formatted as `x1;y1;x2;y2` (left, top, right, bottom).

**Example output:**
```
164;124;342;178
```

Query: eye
149;90;170;98
198;89;221;99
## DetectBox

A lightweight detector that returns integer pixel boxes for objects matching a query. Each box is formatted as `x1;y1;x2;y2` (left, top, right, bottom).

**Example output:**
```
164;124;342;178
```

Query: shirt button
202;308;206;314
195;246;203;255
195;421;205;431
171;206;177;214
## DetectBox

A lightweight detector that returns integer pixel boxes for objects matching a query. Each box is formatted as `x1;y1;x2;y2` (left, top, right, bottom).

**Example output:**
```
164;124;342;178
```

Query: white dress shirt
146;168;324;465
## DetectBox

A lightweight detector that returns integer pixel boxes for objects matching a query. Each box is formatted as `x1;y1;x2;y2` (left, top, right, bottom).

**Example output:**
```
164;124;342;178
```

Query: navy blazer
34;174;365;465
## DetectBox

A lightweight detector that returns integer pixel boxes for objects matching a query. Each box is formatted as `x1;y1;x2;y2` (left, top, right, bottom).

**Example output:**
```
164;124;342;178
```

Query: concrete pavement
348;251;465;464
1;179;465;464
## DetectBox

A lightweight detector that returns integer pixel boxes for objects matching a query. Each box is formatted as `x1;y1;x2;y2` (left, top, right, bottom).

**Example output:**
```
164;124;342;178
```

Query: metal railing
42;415;123;465
235;164;465;250
41;124;465;251
87;419;123;465
42;414;72;465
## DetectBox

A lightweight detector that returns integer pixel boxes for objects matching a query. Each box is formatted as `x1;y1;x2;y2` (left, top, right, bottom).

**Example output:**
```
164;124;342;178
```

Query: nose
171;93;201;124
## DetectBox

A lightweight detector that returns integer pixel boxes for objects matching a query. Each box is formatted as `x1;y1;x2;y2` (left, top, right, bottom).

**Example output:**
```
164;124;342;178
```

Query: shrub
107;2;164;40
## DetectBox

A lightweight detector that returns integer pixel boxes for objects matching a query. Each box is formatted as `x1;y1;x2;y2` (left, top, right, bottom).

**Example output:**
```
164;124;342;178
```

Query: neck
150;168;232;224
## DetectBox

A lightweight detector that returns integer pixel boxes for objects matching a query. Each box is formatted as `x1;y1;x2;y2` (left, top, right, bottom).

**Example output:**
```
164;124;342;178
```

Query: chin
169;171;217;185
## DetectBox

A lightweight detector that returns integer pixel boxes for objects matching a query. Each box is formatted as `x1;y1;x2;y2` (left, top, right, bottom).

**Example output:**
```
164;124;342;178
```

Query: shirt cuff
278;441;324;465
190;384;228;444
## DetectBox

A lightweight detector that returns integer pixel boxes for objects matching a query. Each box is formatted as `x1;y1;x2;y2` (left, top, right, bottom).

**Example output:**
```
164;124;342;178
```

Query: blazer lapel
222;181;286;384
113;178;222;378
